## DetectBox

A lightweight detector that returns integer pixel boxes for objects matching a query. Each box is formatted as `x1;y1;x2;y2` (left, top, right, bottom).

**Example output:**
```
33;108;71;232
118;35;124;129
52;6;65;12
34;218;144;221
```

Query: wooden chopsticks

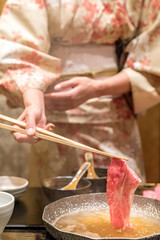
0;114;128;161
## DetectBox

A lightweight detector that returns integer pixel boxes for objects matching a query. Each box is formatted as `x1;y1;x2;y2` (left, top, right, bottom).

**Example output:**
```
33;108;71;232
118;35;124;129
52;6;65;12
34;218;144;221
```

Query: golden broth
54;209;160;238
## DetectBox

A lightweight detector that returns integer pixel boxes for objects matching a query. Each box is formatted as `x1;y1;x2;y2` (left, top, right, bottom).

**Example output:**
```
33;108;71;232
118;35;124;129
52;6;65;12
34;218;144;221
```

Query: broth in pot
54;209;160;238
42;193;160;240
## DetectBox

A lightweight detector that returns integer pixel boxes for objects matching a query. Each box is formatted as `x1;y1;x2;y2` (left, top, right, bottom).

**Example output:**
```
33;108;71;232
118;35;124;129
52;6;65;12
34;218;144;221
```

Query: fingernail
49;126;54;131
54;84;61;90
27;128;35;135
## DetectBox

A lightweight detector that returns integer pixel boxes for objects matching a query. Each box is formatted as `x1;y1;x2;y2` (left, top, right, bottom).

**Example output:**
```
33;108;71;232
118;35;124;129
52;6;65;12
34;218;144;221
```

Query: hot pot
42;193;160;240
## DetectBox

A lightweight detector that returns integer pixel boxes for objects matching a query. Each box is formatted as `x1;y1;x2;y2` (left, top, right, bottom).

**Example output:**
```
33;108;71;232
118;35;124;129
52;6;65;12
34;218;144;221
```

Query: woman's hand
12;88;54;144
44;71;131;111
45;77;98;111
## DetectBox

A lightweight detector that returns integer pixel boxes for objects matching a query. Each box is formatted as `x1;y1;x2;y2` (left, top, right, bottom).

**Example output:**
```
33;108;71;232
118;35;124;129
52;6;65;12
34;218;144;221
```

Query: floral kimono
0;0;160;184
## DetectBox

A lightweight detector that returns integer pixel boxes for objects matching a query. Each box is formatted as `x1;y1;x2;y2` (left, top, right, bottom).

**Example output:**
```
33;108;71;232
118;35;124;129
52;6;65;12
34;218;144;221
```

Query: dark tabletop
9;187;48;226
2;187;55;240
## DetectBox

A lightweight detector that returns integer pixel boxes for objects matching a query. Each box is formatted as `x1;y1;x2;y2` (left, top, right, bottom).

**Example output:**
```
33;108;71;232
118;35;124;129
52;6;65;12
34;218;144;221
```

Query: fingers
12;127;39;144
25;111;36;136
25;108;46;136
45;89;77;111
15;108;36;136
12;88;51;144
12;108;47;143
44;123;55;131
12;123;54;144
54;79;77;91
17;111;26;121
45;89;74;99
12;111;54;143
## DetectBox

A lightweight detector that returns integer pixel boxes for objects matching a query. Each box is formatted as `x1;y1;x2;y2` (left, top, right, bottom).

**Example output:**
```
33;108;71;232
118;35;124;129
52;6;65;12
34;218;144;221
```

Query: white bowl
0;176;28;199
0;191;15;238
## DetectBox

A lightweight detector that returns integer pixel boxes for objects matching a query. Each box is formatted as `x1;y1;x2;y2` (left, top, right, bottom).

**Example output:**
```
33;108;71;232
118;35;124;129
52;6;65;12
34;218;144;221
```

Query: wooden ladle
61;161;91;190
85;152;99;179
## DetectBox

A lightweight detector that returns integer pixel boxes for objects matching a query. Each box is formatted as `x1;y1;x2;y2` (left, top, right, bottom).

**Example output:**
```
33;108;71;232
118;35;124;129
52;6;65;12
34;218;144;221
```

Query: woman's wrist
94;71;131;97
23;88;44;109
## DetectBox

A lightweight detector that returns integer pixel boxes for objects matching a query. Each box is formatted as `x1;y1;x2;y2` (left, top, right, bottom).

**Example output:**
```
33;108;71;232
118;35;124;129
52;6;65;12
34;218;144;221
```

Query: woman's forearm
94;71;131;97
23;88;45;111
44;71;131;112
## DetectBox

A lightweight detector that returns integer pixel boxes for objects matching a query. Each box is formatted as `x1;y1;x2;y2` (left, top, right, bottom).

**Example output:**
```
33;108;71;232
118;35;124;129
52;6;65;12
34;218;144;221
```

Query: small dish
0;191;15;238
0;176;29;199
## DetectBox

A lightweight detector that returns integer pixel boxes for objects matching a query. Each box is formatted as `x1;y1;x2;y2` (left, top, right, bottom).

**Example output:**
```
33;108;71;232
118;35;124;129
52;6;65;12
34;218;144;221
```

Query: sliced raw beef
143;185;160;200
155;185;160;195
106;158;142;229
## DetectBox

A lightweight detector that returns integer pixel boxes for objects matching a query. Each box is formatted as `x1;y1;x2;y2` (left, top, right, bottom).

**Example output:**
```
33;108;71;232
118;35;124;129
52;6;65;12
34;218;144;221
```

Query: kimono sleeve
0;0;61;107
123;2;160;114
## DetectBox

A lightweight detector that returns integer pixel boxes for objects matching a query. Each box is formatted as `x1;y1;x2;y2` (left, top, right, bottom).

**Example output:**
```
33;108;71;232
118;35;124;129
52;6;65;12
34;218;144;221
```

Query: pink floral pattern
35;0;45;9
113;98;133;120
126;56;150;69
12;31;22;42
102;3;113;14
20;51;42;66
0;0;160;183
0;0;160;99
111;2;127;28
81;0;99;25
125;57;136;68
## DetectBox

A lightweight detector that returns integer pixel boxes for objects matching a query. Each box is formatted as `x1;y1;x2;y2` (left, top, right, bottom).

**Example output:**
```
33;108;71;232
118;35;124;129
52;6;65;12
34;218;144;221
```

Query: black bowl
72;168;108;193
42;176;91;202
